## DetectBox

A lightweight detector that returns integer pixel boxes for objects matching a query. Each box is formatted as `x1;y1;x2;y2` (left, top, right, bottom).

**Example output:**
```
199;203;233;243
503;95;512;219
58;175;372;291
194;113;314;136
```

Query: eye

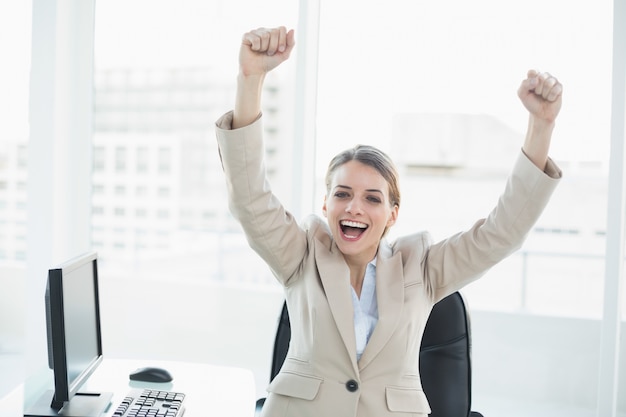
334;191;349;198
366;195;382;204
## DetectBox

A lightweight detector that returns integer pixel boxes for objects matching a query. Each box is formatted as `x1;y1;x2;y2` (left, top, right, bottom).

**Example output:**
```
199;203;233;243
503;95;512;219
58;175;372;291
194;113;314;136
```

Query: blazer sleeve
423;151;562;302
215;111;307;283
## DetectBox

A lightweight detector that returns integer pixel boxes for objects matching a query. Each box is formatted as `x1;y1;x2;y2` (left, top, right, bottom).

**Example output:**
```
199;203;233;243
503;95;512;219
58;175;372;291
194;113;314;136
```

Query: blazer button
345;379;359;392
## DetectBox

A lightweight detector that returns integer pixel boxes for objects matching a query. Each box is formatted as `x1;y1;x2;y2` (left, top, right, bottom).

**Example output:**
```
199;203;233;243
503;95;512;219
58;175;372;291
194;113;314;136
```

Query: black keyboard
112;389;186;417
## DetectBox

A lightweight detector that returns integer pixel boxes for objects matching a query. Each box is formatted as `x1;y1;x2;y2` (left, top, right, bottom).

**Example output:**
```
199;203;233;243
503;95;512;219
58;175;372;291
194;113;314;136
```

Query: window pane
93;0;298;397
0;3;31;265
315;1;614;415
0;0;31;398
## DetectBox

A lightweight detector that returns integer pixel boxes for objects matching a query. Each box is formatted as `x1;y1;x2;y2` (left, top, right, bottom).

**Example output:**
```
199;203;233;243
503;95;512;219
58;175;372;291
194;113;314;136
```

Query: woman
216;26;562;417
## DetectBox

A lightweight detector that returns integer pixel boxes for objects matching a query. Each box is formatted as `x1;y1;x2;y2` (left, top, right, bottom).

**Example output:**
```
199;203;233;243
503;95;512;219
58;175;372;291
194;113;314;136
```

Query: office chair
420;292;484;417
255;292;484;417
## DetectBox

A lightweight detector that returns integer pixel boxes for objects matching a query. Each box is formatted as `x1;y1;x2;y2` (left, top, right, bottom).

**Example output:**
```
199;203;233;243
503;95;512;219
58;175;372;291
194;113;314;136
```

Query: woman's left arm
422;70;563;302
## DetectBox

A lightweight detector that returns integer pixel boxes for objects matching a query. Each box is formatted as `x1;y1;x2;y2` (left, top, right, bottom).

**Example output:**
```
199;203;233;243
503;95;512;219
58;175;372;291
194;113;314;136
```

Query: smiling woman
216;24;563;417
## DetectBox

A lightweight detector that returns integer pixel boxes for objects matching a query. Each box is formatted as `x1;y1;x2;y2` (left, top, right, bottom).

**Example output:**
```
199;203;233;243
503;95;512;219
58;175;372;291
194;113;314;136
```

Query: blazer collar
358;240;404;371
314;237;404;374
314;237;359;374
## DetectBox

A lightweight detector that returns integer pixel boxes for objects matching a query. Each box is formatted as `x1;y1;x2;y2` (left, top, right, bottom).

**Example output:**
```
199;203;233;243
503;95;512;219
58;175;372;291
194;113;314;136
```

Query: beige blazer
216;111;561;417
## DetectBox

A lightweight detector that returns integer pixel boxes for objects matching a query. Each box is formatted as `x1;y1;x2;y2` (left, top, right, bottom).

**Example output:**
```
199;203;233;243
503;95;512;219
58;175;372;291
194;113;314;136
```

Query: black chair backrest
419;291;473;417
268;292;478;417
270;301;291;382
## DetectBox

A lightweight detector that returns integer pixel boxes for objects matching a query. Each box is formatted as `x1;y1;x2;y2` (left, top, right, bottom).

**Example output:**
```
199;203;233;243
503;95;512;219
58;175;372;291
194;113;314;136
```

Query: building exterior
0;140;28;262
90;67;288;281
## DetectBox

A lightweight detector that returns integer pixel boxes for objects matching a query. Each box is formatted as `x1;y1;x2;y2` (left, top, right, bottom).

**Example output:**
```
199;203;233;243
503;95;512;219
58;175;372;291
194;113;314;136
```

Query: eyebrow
334;185;384;195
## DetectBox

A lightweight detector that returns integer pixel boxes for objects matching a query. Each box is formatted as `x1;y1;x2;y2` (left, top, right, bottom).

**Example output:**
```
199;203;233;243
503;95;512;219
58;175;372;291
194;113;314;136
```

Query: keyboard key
112;389;186;417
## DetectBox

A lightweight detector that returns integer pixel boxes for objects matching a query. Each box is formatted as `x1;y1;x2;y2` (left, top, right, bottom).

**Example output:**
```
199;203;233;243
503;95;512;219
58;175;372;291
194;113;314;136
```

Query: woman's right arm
216;27;305;282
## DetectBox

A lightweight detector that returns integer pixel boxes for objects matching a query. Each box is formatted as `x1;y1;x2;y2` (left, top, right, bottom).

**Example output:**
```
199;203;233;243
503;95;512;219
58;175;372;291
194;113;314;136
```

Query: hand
232;27;295;128
518;70;563;170
517;70;563;124
239;27;296;77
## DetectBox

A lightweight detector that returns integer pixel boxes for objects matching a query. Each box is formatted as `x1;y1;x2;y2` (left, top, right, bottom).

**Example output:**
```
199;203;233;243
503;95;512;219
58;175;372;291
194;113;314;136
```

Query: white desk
3;358;255;417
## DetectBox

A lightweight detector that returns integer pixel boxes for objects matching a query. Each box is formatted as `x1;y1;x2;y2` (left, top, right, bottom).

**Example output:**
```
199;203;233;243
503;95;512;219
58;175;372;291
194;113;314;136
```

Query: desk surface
2;358;255;417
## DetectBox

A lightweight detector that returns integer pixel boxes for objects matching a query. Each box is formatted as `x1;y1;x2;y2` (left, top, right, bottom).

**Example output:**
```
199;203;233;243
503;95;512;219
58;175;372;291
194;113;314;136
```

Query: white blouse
351;259;379;361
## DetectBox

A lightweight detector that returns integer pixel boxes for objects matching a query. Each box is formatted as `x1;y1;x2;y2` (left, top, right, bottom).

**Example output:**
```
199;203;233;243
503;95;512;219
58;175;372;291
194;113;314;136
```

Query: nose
345;199;363;215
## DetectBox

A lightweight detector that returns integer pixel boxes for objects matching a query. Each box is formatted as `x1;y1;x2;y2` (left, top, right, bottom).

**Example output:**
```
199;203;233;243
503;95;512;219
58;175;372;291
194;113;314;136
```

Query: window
157;147;171;174
157;186;170;198
115;147;127;172
93;146;106;171
313;1;621;415
0;0;31;398
136;185;148;197
136;146;149;173
92;0;299;398
316;2;614;315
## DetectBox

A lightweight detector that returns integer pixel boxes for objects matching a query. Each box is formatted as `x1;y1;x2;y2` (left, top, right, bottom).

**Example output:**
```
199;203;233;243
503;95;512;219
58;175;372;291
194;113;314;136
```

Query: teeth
341;220;367;229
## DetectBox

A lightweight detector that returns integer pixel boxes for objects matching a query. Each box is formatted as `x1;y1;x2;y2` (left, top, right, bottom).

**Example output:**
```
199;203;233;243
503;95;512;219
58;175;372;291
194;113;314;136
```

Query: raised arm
517;70;563;171
233;26;296;129
423;70;563;302
217;27;306;283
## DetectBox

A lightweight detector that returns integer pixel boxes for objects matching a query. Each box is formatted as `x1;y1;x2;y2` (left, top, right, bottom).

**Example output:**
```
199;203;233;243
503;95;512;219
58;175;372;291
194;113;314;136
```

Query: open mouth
340;220;368;239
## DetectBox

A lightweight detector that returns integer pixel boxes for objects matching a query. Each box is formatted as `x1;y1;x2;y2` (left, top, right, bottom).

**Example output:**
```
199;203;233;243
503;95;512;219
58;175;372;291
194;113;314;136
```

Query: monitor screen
44;252;105;411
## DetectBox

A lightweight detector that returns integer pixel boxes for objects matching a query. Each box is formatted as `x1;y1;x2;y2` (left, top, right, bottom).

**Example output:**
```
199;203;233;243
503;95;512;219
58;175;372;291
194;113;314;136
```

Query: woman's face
323;160;398;263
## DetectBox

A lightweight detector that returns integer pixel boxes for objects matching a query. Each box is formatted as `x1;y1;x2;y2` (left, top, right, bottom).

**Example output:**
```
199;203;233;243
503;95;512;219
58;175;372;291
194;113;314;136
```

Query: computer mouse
129;367;173;383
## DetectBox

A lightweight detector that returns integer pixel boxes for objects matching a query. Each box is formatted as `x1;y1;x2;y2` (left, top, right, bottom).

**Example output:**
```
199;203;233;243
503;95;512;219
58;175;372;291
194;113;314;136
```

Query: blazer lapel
358;241;404;371
314;238;359;374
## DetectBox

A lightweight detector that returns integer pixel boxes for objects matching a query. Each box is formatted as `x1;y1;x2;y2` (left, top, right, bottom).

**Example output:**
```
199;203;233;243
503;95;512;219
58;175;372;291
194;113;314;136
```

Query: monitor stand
24;390;113;417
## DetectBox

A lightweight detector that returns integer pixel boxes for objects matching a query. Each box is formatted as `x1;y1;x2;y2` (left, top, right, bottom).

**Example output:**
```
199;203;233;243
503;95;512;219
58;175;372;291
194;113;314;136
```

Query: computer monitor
24;252;112;417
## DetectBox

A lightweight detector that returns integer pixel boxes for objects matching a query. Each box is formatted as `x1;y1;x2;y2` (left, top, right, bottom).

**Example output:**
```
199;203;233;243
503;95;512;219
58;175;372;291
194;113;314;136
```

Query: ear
387;205;399;227
322;195;328;217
